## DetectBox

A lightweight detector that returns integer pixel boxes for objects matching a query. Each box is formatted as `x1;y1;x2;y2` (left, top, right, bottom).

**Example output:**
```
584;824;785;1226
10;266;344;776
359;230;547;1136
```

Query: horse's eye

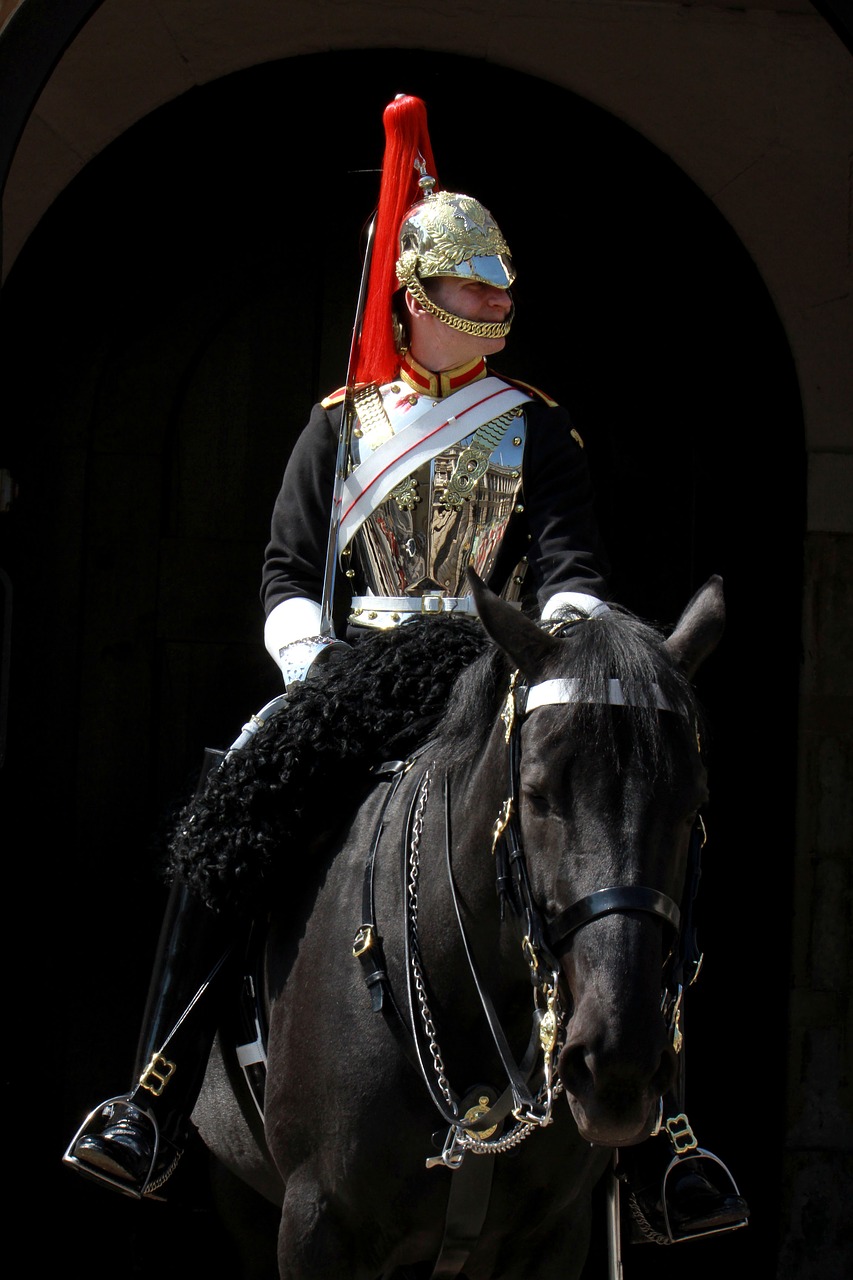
522;785;550;813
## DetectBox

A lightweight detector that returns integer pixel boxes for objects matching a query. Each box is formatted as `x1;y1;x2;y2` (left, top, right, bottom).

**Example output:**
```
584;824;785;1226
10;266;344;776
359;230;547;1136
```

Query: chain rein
406;765;565;1166
407;769;455;1116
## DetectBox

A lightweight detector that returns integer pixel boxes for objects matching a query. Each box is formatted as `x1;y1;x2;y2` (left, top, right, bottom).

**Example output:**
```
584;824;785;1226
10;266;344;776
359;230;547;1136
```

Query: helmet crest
355;96;514;385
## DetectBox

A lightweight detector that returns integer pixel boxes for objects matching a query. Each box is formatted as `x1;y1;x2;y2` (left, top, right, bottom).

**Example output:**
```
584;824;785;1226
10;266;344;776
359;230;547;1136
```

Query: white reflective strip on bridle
523;678;671;713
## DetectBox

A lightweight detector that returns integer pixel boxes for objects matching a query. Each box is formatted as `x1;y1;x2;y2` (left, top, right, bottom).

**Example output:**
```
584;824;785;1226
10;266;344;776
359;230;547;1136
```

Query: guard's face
409;277;514;367
427;277;514;329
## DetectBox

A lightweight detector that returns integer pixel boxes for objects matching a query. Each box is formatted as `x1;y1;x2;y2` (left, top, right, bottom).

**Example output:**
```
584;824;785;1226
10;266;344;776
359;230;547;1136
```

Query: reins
353;758;558;1144
441;772;560;1131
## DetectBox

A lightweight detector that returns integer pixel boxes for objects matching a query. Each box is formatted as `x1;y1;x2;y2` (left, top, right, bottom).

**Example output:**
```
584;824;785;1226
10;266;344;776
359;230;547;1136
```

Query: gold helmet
396;185;515;339
356;96;515;385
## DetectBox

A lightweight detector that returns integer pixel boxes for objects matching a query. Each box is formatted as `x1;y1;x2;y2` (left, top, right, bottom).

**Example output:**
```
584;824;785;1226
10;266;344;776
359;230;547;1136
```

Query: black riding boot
64;748;240;1199
64;877;236;1198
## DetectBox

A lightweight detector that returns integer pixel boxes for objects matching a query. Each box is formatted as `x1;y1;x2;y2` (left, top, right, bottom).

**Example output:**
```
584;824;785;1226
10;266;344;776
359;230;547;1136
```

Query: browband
523;678;671;714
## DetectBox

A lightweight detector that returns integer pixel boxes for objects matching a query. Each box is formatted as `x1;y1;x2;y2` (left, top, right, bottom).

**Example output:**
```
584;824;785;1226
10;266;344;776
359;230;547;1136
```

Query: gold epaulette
498;373;560;409
320;387;347;409
499;374;585;447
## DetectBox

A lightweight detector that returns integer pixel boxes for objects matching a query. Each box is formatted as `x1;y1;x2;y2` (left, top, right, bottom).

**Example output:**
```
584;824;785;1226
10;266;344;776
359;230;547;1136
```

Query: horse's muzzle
557;1023;676;1146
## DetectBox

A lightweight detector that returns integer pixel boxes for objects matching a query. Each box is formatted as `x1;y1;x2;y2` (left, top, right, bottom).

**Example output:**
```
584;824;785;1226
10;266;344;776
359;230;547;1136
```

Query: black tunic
261;382;610;637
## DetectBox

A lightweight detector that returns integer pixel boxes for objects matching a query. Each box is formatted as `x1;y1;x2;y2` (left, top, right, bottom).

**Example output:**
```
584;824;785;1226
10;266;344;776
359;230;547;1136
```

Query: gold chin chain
402;273;514;340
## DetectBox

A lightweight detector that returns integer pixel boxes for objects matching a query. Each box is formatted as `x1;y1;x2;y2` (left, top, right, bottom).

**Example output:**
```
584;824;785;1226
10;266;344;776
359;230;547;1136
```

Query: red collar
398;353;488;398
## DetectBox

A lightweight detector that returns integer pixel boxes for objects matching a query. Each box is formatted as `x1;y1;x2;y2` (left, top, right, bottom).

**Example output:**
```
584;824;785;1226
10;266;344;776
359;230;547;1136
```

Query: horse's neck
426;720;514;936
448;710;507;825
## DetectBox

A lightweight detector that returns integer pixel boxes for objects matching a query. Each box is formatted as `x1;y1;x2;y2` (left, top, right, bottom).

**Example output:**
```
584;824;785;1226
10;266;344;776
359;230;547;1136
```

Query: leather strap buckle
352;925;376;958
138;1053;176;1097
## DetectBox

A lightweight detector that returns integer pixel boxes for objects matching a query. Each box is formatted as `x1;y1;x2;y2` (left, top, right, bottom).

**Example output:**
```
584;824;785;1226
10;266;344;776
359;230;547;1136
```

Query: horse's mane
436;605;702;772
165;607;701;915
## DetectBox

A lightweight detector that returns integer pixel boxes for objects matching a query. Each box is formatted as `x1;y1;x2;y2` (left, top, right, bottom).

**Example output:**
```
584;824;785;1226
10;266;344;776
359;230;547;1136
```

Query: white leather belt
350;593;477;623
349;594;522;629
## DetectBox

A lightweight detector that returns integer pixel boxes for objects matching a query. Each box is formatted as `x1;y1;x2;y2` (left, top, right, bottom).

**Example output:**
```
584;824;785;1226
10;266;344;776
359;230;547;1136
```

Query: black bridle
494;669;704;1052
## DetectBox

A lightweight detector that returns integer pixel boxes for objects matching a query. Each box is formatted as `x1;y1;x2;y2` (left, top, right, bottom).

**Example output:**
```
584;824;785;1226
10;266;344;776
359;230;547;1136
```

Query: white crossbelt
338;377;531;551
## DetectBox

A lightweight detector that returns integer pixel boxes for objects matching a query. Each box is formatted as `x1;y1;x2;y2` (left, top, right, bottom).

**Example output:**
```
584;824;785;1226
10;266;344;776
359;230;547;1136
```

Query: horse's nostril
558;1042;592;1095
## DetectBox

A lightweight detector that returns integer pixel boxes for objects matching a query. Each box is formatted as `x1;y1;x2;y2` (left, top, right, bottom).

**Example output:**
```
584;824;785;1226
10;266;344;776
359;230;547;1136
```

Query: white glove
264;598;349;688
542;591;610;620
276;635;350;689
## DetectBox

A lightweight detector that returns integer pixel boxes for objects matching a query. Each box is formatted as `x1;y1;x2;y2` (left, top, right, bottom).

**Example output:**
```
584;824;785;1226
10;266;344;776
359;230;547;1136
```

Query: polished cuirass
342;375;529;628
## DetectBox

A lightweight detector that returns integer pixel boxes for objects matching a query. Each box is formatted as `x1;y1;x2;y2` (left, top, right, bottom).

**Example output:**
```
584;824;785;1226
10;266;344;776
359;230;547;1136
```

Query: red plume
355;95;439;386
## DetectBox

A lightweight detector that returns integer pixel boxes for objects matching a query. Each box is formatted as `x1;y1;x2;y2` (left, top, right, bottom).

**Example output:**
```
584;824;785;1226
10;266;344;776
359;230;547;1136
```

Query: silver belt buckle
420;594;444;615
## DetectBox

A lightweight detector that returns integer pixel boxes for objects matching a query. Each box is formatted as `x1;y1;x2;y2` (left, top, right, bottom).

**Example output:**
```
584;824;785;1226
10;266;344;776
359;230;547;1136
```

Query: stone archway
2;48;803;1280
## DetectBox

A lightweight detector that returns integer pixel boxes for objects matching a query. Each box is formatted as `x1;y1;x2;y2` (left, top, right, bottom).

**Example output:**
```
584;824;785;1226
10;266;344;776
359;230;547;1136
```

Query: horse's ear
467;570;560;679
664;575;726;679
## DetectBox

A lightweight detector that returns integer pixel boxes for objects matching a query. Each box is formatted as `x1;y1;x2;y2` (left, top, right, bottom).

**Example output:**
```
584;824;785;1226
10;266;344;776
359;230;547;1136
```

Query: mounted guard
64;93;748;1266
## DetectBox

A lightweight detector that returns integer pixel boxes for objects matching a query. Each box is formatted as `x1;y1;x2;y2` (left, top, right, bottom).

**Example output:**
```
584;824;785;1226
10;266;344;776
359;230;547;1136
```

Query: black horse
191;573;726;1280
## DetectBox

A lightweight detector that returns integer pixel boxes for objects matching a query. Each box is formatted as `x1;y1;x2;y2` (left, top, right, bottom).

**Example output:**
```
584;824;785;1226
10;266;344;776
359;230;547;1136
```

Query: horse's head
468;572;725;1147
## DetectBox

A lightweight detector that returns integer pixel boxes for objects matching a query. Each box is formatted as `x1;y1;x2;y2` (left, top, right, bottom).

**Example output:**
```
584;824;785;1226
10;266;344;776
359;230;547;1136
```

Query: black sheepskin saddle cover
166;616;489;916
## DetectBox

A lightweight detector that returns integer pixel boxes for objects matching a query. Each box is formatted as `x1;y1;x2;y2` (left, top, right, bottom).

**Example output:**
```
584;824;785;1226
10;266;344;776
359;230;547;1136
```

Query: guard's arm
261;403;350;686
521;401;611;617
